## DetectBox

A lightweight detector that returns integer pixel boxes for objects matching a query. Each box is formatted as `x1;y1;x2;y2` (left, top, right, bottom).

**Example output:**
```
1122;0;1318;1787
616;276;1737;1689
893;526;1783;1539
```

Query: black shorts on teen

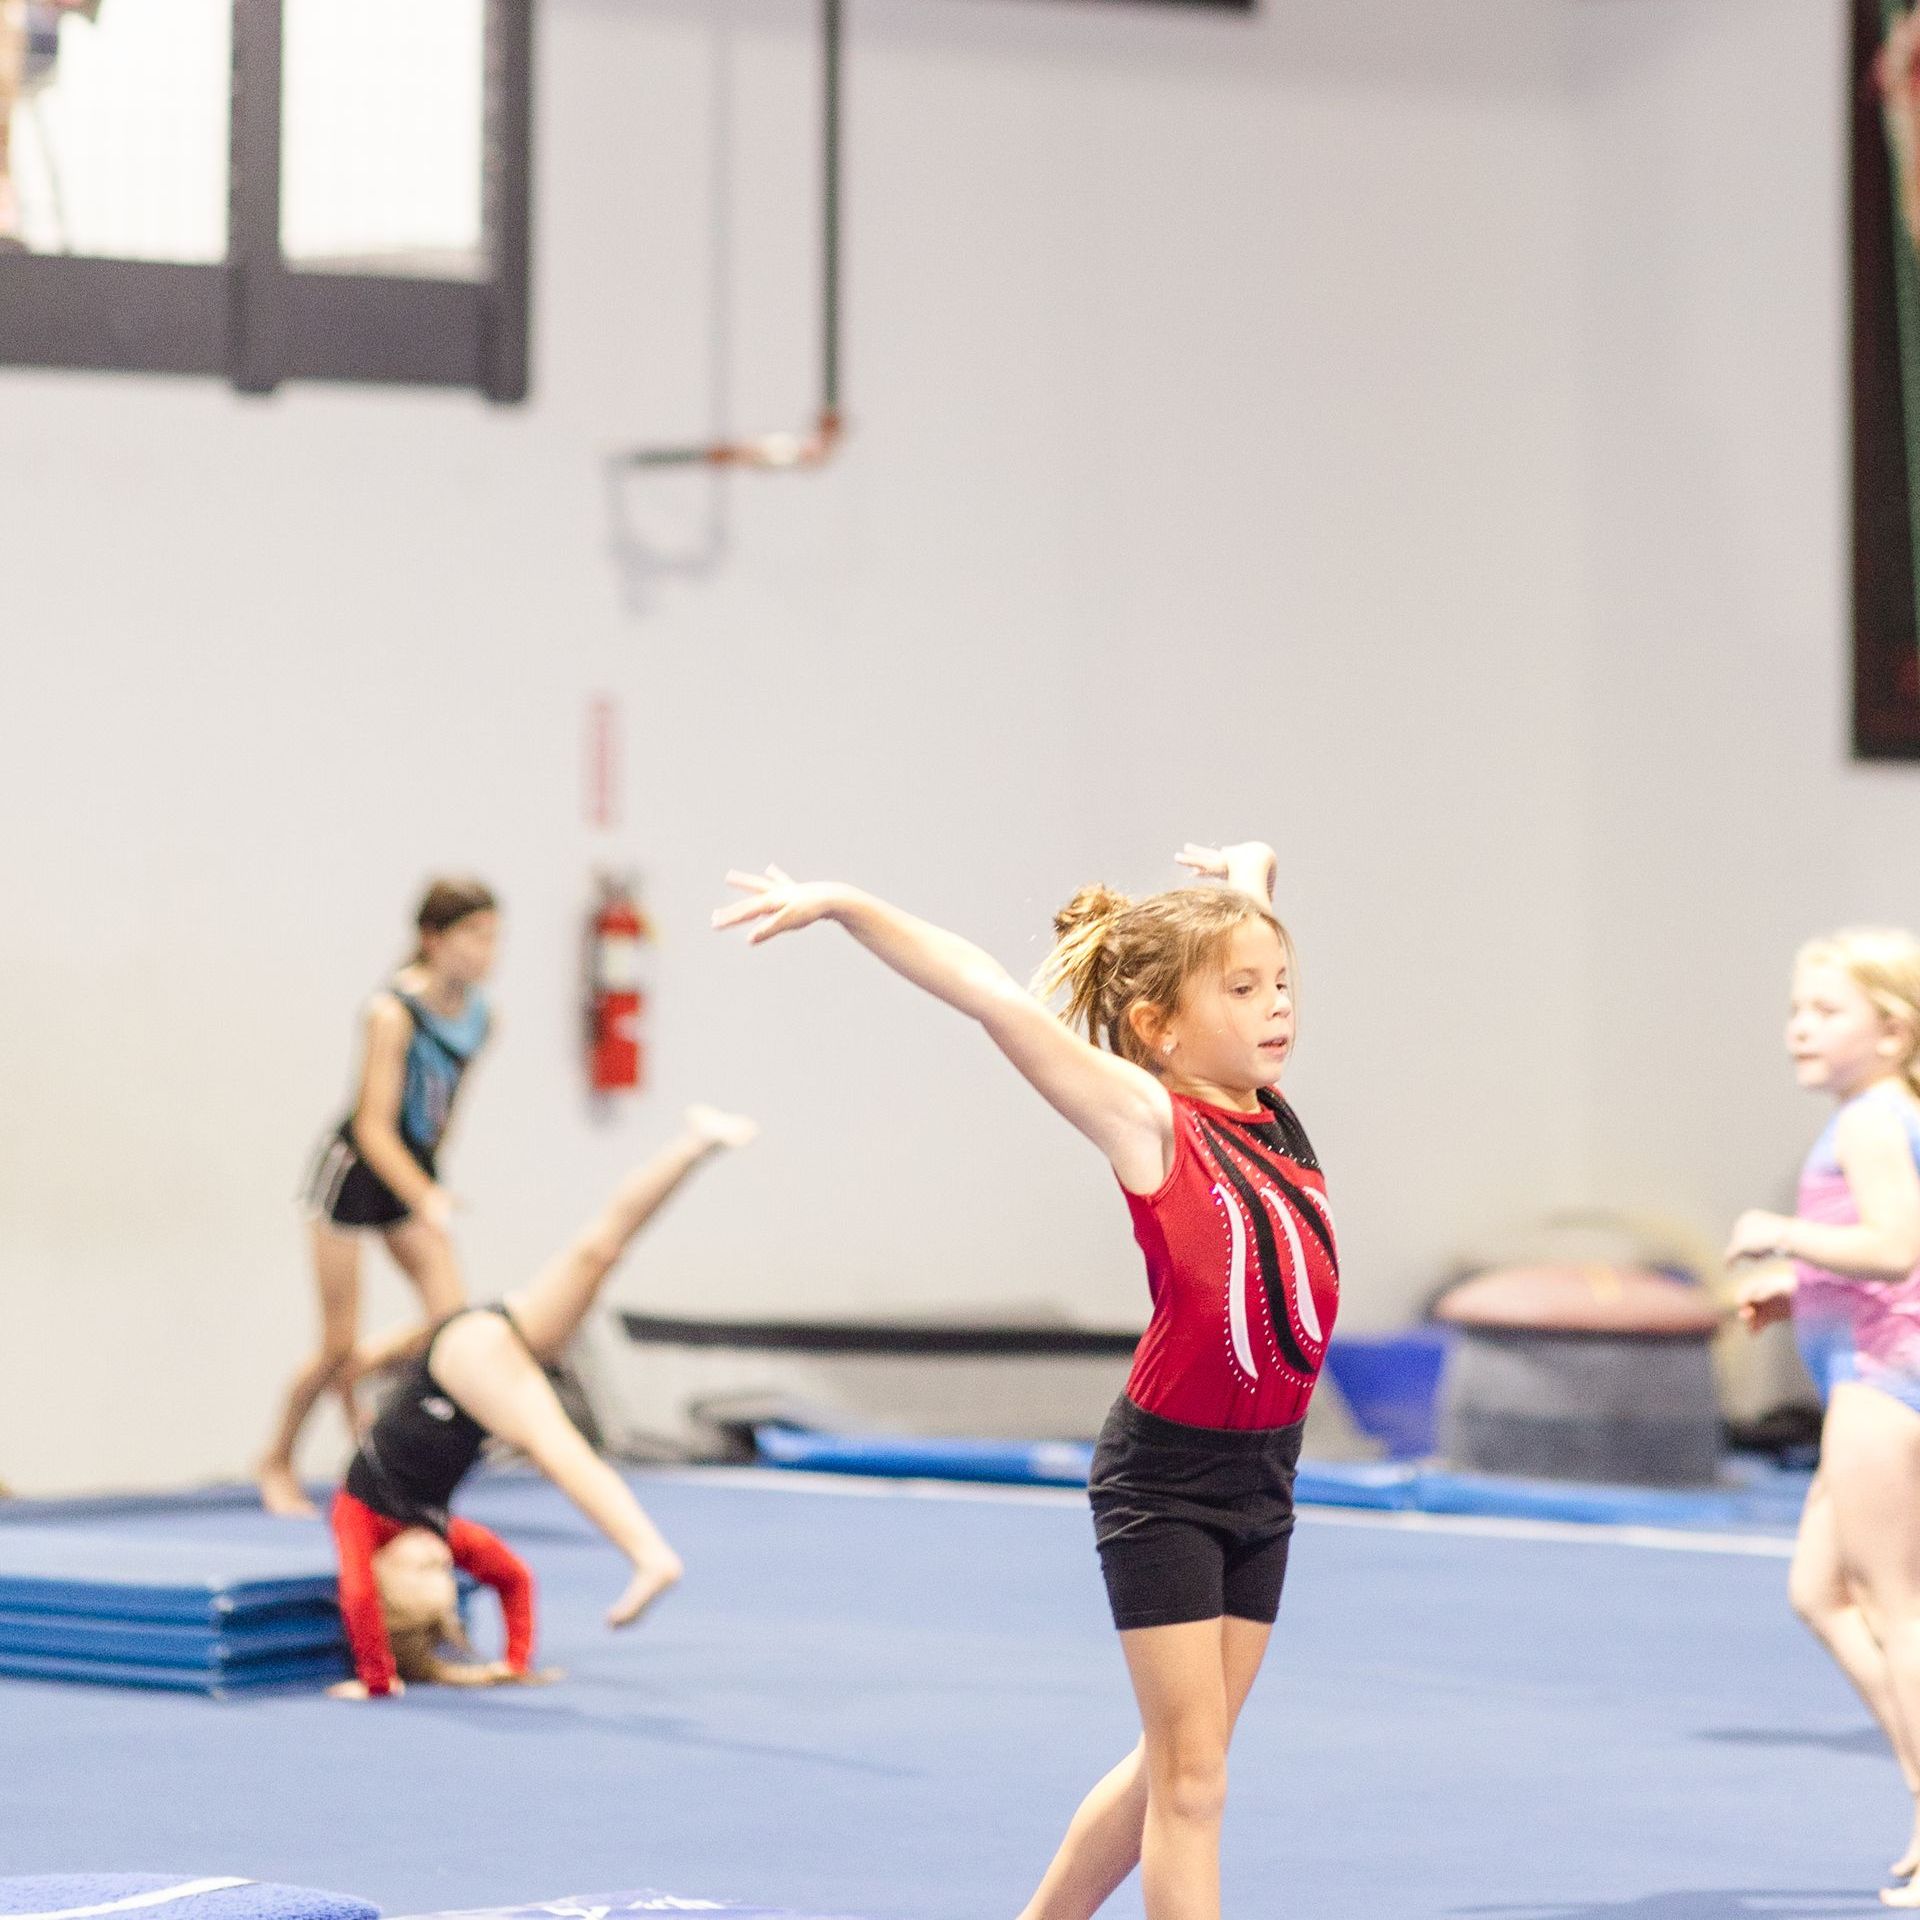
302;1129;434;1230
1087;1396;1306;1632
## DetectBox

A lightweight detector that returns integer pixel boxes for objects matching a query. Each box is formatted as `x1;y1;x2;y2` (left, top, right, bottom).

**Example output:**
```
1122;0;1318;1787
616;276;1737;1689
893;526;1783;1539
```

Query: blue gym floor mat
753;1426;1094;1485
0;1607;343;1666
0;1529;340;1624
753;1426;1810;1532
0;1876;377;1920
0;1647;348;1695
3;1469;1886;1919
0;1520;348;1695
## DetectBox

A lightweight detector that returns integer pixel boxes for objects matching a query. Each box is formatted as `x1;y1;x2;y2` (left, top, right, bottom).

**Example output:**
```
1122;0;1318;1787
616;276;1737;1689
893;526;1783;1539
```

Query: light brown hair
1032;883;1291;1071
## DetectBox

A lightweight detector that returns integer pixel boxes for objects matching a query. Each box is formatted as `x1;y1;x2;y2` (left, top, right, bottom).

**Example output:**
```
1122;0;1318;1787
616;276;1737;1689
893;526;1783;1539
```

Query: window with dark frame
0;0;532;402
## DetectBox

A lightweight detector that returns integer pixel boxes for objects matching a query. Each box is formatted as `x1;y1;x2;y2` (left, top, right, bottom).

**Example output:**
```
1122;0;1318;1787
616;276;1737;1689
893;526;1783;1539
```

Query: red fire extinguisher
587;876;652;1094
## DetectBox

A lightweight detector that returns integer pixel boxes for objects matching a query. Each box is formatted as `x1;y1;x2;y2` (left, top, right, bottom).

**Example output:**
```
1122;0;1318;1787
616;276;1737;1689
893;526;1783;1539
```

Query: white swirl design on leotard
1301;1185;1338;1264
1214;1180;1260;1381
1261;1185;1323;1347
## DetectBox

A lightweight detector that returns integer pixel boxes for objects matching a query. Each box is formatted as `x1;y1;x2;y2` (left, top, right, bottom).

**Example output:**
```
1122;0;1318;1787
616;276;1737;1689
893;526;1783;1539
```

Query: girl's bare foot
257;1460;316;1518
606;1555;682;1628
1884;1877;1920;1908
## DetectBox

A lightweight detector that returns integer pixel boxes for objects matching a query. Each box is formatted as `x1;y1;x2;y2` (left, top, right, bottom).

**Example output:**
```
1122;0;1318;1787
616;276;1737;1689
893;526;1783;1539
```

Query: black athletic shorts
302;1130;433;1230
1087;1395;1306;1632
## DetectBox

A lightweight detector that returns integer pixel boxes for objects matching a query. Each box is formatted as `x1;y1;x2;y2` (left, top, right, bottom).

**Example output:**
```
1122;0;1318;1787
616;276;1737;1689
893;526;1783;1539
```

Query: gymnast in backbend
327;1104;756;1697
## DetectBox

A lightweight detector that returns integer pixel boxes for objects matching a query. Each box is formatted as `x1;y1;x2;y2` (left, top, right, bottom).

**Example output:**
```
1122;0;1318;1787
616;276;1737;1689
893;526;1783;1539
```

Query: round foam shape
1433;1265;1721;1337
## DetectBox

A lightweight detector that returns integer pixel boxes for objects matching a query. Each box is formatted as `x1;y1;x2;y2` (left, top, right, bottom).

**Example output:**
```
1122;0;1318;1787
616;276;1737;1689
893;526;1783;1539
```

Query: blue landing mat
0;1521;348;1695
753;1426;1812;1532
0;1876;377;1920
0;1606;341;1662
392;1894;874;1920
0;1529;341;1624
0;1647;347;1695
754;1427;1094;1486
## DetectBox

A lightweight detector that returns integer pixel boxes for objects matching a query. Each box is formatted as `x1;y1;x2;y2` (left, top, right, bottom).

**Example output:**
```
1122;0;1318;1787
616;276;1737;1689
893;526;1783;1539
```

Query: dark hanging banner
1854;0;1920;756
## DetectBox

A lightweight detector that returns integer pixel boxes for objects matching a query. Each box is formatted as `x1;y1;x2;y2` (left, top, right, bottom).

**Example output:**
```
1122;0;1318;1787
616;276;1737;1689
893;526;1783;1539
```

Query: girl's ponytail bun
1034;884;1132;1041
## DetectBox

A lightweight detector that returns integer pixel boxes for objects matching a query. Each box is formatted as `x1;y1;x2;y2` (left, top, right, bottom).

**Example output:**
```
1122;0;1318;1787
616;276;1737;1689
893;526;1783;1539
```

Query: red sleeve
330;1490;402;1696
446;1518;536;1673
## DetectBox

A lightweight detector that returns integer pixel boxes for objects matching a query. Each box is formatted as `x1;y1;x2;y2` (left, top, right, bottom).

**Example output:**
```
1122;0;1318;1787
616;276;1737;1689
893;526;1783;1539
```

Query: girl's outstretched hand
1733;1266;1797;1332
713;867;847;944
685;1104;759;1151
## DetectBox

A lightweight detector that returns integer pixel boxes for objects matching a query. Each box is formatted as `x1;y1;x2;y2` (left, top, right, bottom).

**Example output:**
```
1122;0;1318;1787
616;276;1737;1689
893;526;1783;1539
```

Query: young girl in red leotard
714;843;1338;1920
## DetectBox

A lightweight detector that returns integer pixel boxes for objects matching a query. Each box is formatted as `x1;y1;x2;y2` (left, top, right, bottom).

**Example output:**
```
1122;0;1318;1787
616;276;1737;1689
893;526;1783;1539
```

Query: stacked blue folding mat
0;1527;349;1695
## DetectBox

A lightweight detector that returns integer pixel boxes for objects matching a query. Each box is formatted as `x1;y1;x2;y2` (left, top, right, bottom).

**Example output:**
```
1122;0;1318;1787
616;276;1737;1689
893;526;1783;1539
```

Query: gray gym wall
0;0;1875;1492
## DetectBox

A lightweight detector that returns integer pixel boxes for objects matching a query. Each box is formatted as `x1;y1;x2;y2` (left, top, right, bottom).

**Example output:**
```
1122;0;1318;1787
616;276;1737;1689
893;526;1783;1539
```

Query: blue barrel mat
0;1876;377;1920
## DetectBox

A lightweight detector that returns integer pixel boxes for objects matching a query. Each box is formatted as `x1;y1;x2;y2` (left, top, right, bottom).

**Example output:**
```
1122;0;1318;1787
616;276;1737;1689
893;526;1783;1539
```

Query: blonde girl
1731;929;1920;1905
714;842;1340;1920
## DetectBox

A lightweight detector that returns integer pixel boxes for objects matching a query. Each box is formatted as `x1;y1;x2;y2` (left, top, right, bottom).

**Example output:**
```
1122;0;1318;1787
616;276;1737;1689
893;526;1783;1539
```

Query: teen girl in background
715;841;1339;1920
1731;930;1920;1907
259;878;499;1518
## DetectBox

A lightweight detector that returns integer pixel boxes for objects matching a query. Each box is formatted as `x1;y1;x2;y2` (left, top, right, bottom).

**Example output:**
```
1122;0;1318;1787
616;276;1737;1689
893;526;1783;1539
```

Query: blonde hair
1797;925;1920;1098
1032;884;1292;1071
374;1551;475;1686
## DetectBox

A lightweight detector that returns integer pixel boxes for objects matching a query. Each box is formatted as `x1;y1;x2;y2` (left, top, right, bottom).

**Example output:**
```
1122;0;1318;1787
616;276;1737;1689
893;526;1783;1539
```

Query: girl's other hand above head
1175;844;1231;881
1176;841;1278;901
712;867;847;945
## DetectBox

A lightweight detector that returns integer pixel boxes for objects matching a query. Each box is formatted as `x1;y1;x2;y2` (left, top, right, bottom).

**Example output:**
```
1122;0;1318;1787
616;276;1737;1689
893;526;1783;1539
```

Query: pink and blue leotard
1794;1083;1920;1416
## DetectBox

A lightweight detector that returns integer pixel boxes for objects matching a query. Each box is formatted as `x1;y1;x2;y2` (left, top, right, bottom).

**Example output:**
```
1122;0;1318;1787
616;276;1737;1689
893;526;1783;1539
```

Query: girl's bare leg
1814;1385;1920;1907
425;1113;754;1620
1017;1617;1269;1920
258;1221;361;1516
507;1107;756;1364
428;1311;682;1624
348;1214;468;1401
1790;1473;1920;1874
1117;1618;1243;1920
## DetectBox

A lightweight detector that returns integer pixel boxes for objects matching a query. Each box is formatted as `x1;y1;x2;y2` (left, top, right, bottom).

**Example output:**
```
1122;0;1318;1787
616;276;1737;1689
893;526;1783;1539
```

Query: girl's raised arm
1730;1100;1920;1283
714;868;1173;1193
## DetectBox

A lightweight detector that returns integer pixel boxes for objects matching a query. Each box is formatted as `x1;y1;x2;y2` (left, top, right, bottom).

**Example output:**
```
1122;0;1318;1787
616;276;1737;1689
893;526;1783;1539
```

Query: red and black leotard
330;1306;537;1694
1123;1087;1340;1430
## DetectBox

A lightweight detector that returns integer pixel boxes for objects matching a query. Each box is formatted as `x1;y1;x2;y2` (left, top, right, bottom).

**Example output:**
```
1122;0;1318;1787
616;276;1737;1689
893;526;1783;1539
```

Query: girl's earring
1162;1039;1175;1055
